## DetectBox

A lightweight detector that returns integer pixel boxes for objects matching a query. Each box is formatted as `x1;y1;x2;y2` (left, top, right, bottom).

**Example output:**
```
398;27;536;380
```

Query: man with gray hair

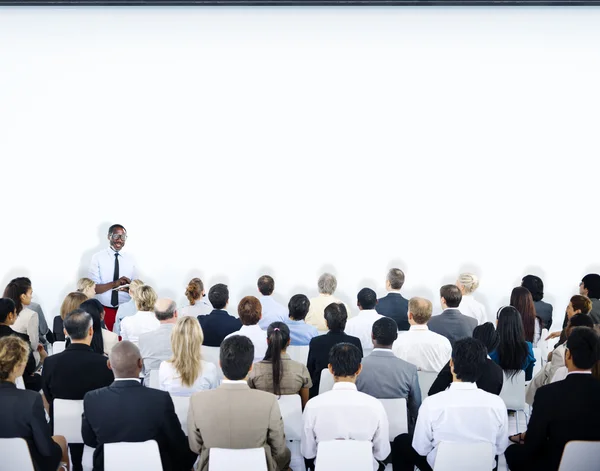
138;299;178;375
306;273;353;331
376;268;410;331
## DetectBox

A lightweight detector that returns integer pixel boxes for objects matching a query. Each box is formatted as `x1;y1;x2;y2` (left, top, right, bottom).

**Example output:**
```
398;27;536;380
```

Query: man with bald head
82;341;196;471
138;299;178;375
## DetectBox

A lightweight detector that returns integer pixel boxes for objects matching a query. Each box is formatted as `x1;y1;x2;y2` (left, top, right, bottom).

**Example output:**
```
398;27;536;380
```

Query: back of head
128;279;145;301
329;342;362;378
510;287;537;342
77;277;95;295
372;317;398;347
109;341;142;378
440;284;462;308
0;336;29;381
318;273;337;295
571;295;593;315
220;335;254;380
569;313;594;331
473;322;500;353
64;309;93;341
257;275;275;296
288;294;310;321
451;337;487;382
387;268;405;291
521;275;544;302
582;274;600;299
154;299;177;321
60;292;88;320
324;303;347;332
170;316;203;387
0;298;16;324
237;296;261;326
408;297;433;324
457;273;480;295
3;277;31;313
357;288;377;310
208;284;229;310
79;299;105;353
495;306;528;377
265;322;291;396
136;285;158;312
567;327;600;370
185;278;204;306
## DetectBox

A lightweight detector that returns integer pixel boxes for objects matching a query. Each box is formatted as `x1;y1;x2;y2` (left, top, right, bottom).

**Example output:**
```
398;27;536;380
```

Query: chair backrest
277;394;302;441
54;399;84;443
318;368;334;395
209;447;268;471
52;341;66;355
104;440;163;471
499;371;526;410
379;398;408;440
286;346;309;365
170;395;190;436
0;437;34;471
417;371;438;401
540;329;549;360
148;369;159;389
532;348;542;377
558;440;600;471
15;376;25;390
433;441;494;471
315;440;373;471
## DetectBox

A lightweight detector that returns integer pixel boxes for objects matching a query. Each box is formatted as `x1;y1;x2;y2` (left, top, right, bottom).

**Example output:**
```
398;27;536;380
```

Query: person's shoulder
344;333;362;345
84;384;112;402
201;360;217;373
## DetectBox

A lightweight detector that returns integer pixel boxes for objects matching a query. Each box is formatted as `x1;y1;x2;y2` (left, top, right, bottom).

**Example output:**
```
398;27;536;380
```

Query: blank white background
0;6;598;328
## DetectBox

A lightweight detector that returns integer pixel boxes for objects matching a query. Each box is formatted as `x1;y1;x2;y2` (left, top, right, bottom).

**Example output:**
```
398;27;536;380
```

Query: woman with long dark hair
510;287;542;346
247;322;312;408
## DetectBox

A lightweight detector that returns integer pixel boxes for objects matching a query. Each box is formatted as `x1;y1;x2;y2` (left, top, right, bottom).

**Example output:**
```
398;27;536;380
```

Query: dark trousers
504;444;529;471
69;443;84;471
392;434;433;471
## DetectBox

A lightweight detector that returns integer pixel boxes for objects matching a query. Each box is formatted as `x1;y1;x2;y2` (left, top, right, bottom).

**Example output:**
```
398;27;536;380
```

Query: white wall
1;7;599;329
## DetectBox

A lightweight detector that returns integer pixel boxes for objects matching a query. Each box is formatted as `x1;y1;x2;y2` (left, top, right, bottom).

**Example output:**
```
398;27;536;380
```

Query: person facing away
302;343;390;471
392;337;509;471
82;341;196;471
285;294;318;346
376;268;410;331
344;288;384;351
456;273;487;325
505;327;600;471
306;303;363;398
179;278;212;317
521;275;553;330
187;335;291;471
77;278;97;300
53;292;88;342
224;296;267;362
248;322;312;408
356;317;421;432
120;285;160;345
3;277;40;357
580;273;600;324
510;286;542;347
139;298;178;374
113;279;145;336
27;301;50;350
257;275;287;330
80;299;118;356
427;284;477;346
392;297;452;373
305;273;352;331
159;316;218;396
198;283;242;347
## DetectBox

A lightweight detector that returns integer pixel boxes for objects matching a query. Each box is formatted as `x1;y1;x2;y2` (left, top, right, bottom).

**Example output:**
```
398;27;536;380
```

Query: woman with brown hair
52;292;88;342
510;287;542;346
180;278;212;317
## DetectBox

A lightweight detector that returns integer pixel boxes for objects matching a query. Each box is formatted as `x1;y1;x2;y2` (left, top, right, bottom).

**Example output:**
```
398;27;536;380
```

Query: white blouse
120;311;160;345
12;307;39;350
158;360;218;396
179;299;213;317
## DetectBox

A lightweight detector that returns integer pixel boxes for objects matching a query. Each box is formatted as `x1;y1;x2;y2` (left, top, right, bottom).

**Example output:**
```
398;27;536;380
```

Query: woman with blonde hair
113;279;144;336
456;273;487;325
4;278;40;355
179;278;212;317
158;316;218;396
120;285;159;344
52;292;88;342
76;278;96;299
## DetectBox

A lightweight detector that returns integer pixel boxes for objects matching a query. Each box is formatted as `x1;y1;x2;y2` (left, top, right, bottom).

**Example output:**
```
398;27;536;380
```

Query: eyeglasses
110;234;127;241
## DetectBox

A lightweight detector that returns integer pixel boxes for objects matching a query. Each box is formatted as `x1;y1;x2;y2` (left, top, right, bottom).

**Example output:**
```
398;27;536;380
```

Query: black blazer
427;309;477;346
307;331;363;398
534;300;553;331
376;293;410;331
82;380;196;471
0;325;41;391
0;382;62;471
198;309;242;347
428;359;504;397
52;316;65;342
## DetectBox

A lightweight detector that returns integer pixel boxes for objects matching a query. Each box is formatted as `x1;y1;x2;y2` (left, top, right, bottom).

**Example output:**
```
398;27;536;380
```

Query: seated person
256;275;287;330
79;299;118;356
285;294;318;346
546;295;593;346
139;299;178;374
224;296;267;362
248;322;312;408
427;285;477;346
198;284;242;347
113;279;145;336
120;285;160;345
187;335;291;471
52;292;87;343
344;288;384;351
305;273;353;331
392;338;508;471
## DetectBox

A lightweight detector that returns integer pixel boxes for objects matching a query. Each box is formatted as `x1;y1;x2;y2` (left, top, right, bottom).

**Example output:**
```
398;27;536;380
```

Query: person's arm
372;402;391;461
428;361;452;396
301;405;317;460
27;313;39;351
267;399;291;471
81;398;98;449
120;318;130;342
300;365;312;409
411;402;434;458
41;362;53;404
407;368;422;432
495;404;510;456
521;388;550;459
187;398;204;454
161;394;197;469
30;395;62;464
299;387;310;409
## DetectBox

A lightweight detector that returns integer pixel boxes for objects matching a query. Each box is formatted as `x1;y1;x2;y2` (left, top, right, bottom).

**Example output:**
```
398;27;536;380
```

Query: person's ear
356;364;363;377
173;310;178;319
107;359;113;371
248;363;253;373
449;358;455;372
63;328;68;338
371;332;376;342
88;326;94;337
137;358;143;369
328;364;333;375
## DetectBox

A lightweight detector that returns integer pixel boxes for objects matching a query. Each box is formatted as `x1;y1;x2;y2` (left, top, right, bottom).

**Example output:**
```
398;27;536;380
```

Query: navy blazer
198;309;242;347
376;293;410;331
427;308;477;346
534;300;553;331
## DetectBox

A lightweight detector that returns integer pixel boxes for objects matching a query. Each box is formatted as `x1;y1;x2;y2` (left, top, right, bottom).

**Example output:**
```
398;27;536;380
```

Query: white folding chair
499;371;528;433
558;440;600;471
15;376;25;390
52;341;66;355
104;440;162;471
148;370;159;389
532;348;543;378
0;437;35;471
277;395;302;441
417;371;438;401
379;398;408;440
318;369;334;395
540;329;549;363
209;447;268;471
286;346;309;365
54;399;84;443
170;395;190;436
315;440;373;471
433;441;494;471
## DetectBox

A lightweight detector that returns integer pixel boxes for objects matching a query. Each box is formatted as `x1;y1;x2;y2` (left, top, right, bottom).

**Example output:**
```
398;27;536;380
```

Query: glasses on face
110;234;127;241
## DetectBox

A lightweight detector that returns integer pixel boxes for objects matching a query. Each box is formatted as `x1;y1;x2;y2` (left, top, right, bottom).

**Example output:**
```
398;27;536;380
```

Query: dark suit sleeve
41;359;53;403
307;342;317;379
52;317;65;342
31;394;62;466
521;386;551;460
428;361;452;396
161;393;197;469
82;394;98;448
351;337;363;356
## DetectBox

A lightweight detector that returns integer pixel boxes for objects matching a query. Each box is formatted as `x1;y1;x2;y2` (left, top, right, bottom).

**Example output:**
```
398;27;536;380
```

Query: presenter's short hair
108;224;126;234
208;284;229;310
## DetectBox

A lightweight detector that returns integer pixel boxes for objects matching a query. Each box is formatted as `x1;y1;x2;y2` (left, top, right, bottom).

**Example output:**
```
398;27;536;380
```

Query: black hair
452;337;488;382
567;327;600;370
324;303;348;332
440;284;462;308
257;275;275;296
80;299;106;354
220;335;254;380
0;298;16;324
263;322;291;396
372;317;398;347
569;314;594;330
208;284;229;310
288;294;310;321
3;277;32;314
521;275;544;302
495;306;529;378
329;342;362;377
357;288;377;310
63;309;93;341
473;322;500;354
582;274;600;299
108;224;126;234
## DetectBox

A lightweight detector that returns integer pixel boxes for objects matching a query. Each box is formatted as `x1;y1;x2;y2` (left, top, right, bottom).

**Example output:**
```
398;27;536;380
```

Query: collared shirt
301;382;390;471
114;377;141;383
248;353;312;394
306;294;353;331
412;382;508;469
89;247;136;307
344;310;385;350
120;311;160;345
258;296;288;330
225;324;267;362
139;323;175;373
392;325;452;373
221;379;249;385
179;299;213;318
458;295;487;325
158;360;218;396
285;319;319;346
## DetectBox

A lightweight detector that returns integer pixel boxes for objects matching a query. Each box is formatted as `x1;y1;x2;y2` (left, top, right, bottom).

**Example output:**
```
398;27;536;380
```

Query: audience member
580;273;600;323
76;278;96;299
187;335;291;471
392;337;508;471
224;296;267;362
80;299;118;355
0;336;69;471
427;285;476;346
521;275;553;330
4;277;39;356
82;341;196;471
307;303;362;398
376;268;410;331
345;288;384;351
392;297;452;372
120;285;159;345
302;343;390;471
548;294;594;345
158;316;218;396
490;306;536;381
510;286;541;346
113;279;144;336
456;273;487;325
179;277;212;317
28;301;51;349
139;299;177;374
285;294;318;346
257;275;287;330
248;322;312;407
305;273;352;331
53;292;87;343
429;322;503;396
356;317;421;431
198;283;242;346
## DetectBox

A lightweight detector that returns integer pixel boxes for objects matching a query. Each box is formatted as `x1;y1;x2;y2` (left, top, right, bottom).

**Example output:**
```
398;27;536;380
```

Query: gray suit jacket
427;309;477;346
355;349;421;432
138;324;174;374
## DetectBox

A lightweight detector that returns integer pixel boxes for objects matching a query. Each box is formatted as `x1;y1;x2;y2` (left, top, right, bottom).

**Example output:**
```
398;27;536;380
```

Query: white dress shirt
179;299;213;317
306;294;353;331
412;382;509;469
89;247;136;307
120;311;160;345
301;382;390;471
392;325;452;372
458;295;487;325
344;310;384;350
158;360;218;396
225;324;267;362
258;295;288;330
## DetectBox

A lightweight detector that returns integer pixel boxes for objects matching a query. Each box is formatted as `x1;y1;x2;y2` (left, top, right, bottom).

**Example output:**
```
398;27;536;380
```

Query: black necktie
111;253;119;307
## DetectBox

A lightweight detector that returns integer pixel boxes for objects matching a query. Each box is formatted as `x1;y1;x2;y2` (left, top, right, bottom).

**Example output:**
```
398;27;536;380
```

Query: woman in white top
179;277;212;317
113;279;145;336
159;316;218;396
120;285;159;345
3;277;39;355
456;273;487;325
76;278;97;299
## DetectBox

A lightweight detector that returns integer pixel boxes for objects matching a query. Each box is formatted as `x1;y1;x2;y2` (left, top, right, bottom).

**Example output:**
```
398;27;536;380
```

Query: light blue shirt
113;299;137;336
285;319;319;346
258;295;287;330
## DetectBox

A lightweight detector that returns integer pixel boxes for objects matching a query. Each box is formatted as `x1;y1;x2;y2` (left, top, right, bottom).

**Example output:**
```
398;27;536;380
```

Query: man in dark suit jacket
307;302;363;398
505;327;600;471
427;285;477;346
82;341;196;471
376;268;410;331
522;275;553;330
198;284;241;346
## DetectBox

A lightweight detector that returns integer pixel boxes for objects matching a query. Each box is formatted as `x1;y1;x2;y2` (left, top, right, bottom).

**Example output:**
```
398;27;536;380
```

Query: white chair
170;395;190;436
15;376;25;390
53;341;66;355
532;348;543;377
417;371;438;401
277;394;302;441
286;346;309;365
433;441;494;471
209;447;267;471
499;371;528;433
315;440;373;471
558;440;600;471
0;437;34;470
379;398;408;440
104;440;162;471
540;328;549;363
148;369;159;389
54;399;84;443
318;369;334;395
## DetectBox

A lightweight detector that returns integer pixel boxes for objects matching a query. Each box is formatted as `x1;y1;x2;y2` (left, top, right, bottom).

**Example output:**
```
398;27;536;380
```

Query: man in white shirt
224;296;267;362
306;273;352;331
392;297;452;372
138;299;178;376
302;342;390;471
392;337;509;471
345;288;384;351
256;275;287;330
88;224;137;332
